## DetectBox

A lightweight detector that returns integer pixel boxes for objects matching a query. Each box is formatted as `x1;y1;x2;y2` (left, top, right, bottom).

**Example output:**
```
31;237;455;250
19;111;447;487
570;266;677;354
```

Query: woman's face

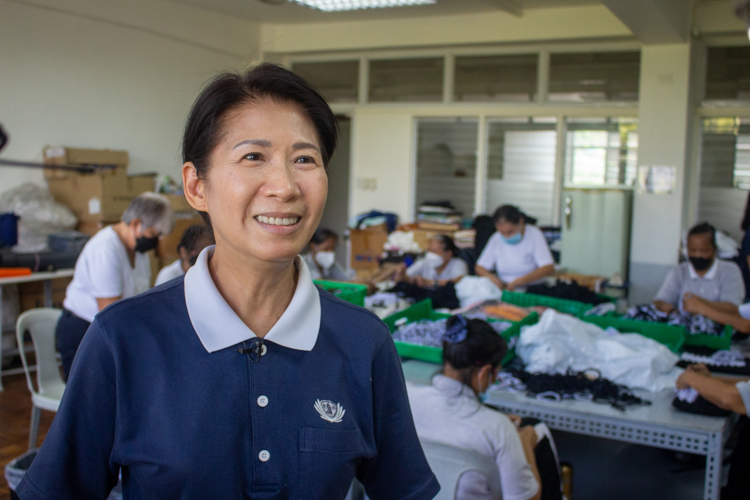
427;239;450;263
312;236;337;255
495;219;523;239
188;99;328;264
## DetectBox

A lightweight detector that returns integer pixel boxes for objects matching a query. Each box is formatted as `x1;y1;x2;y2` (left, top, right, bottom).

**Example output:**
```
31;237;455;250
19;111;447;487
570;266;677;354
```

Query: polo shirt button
257;396;268;407
259;450;270;462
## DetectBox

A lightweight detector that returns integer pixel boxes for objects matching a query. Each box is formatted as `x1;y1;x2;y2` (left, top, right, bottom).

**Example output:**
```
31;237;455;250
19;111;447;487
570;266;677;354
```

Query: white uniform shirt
63;226;151;322
406;257;468;282
155;259;185;286
407;376;539;500
476;226;554;285
301;252;350;282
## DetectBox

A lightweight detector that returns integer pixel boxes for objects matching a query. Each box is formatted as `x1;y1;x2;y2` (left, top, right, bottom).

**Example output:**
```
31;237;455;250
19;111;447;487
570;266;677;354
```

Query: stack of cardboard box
44;146;155;236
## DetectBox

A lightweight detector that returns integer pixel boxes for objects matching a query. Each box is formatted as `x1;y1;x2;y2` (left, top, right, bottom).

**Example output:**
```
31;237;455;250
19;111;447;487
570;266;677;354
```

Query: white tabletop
0;268;74;286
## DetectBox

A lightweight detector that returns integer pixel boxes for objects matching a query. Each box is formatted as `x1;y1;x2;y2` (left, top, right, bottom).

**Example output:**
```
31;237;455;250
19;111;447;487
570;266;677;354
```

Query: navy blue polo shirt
17;249;439;499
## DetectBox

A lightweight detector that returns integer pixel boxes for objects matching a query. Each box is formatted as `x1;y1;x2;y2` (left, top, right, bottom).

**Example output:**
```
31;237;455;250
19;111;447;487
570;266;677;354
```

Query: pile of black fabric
387;281;460;310
526;280;611;306
672;388;731;417
506;368;651;412
624;304;726;336
677;346;750;376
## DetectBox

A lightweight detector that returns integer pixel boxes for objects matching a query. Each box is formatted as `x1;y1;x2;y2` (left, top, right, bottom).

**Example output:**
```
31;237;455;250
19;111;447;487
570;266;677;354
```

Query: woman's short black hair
432;234;460;257
442;315;507;383
310;227;338;246
182;63;338;226
492;204;537;226
688;222;717;248
177;224;214;253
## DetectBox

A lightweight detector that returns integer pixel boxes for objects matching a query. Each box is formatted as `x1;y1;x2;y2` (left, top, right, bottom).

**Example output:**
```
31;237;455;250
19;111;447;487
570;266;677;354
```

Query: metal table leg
704;431;723;500
43;279;53;308
0;283;4;391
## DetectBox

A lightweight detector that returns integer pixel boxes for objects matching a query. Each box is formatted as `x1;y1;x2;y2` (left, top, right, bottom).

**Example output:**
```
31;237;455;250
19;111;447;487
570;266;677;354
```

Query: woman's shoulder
318;291;392;347
96;278;187;330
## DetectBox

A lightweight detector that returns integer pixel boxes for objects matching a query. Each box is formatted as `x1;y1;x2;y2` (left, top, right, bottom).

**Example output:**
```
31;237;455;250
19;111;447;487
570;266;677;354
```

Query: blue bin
0;213;19;247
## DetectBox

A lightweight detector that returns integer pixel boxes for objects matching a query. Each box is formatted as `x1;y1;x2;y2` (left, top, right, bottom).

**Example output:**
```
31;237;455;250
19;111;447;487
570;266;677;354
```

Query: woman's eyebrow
233;139;271;149
292;142;320;153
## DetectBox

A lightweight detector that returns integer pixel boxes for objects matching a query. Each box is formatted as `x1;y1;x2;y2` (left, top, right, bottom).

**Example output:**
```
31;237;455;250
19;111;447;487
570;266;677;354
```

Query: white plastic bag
455;276;503;308
517;310;680;391
0;183;77;253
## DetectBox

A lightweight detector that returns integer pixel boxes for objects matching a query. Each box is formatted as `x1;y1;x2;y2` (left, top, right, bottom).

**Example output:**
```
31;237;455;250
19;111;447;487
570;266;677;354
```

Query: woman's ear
183;162;208;213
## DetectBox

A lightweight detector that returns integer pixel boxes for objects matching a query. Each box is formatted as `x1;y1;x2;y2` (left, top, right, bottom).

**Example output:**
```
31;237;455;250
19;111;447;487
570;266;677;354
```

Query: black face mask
689;256;713;271
135;235;159;253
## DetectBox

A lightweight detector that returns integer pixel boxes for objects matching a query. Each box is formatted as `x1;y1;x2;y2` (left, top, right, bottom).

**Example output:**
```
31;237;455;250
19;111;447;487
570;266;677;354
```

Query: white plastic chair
420;439;503;500
16;308;65;450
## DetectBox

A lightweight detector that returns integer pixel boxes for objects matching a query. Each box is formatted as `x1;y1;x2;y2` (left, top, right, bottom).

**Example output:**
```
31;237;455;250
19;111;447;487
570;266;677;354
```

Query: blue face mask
501;232;523;245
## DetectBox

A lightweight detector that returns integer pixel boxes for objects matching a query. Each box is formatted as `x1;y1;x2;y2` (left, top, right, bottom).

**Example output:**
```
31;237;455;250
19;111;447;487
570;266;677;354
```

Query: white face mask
424;251;445;268
314;251;336;270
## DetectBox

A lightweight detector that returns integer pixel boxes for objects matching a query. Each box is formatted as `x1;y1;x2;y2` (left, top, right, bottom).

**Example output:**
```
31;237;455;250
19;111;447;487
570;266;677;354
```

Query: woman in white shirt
401;235;468;288
407;315;545;500
56;192;174;379
155;224;214;286
302;227;350;281
475;205;554;291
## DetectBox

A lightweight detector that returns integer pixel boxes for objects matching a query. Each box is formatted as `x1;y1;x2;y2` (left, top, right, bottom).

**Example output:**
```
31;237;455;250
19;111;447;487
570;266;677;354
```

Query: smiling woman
16;64;440;500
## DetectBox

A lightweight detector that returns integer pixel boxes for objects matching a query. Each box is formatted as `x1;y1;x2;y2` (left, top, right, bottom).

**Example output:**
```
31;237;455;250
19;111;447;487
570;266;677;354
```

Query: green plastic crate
583;316;685;353
502;290;615;318
682;324;733;350
314;280;368;307
383;299;539;365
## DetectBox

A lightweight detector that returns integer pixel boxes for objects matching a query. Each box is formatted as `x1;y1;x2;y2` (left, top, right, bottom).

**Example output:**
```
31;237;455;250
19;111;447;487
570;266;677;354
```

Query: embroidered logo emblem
314;399;345;423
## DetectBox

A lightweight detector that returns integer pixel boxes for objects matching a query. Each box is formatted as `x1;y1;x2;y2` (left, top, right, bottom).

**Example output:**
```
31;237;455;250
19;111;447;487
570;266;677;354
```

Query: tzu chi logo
314;399;345;423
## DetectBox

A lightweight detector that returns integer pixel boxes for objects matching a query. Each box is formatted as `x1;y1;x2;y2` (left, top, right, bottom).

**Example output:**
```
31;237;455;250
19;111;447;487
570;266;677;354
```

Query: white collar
688;259;719;280
432;374;477;400
183;246;321;353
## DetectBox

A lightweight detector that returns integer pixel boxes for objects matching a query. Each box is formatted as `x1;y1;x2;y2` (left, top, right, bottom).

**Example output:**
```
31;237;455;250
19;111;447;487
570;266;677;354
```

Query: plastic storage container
682;324;733;351
502;290;615;318
383;299;538;365
314;280;368;307
583;316;685;353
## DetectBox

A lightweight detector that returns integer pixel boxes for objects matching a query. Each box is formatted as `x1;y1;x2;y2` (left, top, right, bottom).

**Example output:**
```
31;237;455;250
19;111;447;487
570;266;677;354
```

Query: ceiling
166;0;601;24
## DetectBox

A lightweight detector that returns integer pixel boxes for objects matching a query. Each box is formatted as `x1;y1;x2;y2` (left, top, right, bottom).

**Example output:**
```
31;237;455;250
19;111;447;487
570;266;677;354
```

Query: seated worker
654;222;745;314
408;315;562;500
683;294;750;334
398;235;468;288
155;224;214;286
302;227;350;281
57;192;174;380
676;365;750;499
475;205;554;291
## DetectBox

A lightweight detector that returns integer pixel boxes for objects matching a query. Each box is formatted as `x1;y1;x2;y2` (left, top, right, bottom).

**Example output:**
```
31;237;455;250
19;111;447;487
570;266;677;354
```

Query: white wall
0;0;260;192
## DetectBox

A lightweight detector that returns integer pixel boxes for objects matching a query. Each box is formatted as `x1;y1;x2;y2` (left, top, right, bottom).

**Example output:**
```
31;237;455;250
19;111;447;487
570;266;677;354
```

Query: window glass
454;54;538;102
549;52;640;102
705;46;750;101
564;118;639;186
369;58;444;102
292;60;359;103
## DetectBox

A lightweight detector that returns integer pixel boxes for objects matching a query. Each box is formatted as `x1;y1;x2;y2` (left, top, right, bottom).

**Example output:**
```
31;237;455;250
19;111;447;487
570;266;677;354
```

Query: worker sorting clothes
397;234;468;287
54;192;174;380
154;224;214;286
475;205;555;291
17;64;439;500
653;222;745;314
302;227;350;281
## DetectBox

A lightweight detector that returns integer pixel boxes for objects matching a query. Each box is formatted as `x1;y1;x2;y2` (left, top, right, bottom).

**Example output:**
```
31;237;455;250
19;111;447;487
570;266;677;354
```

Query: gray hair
121;192;175;235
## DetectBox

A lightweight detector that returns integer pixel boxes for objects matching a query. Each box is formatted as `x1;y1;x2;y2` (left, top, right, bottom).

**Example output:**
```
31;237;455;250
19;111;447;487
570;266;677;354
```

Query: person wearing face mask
303;227;350;281
154;224;214;286
55;192;174;380
407;315;562;500
402;235;468;288
475;205;555;292
653;222;745;315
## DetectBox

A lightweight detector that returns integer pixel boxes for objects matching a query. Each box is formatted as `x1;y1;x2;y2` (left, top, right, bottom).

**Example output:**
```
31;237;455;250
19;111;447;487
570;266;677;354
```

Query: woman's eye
243;152;263;161
294;156;318;166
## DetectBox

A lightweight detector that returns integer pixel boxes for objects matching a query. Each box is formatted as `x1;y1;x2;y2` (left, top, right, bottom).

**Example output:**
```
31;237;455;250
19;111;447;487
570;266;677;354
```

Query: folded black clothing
507;368;651;412
387;281;461;310
624;304;726;337
526;280;610;306
673;388;731;417
676;346;750;376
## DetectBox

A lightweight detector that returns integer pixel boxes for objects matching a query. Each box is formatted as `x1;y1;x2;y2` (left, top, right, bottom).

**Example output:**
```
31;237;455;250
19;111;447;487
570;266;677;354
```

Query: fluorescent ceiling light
292;0;436;12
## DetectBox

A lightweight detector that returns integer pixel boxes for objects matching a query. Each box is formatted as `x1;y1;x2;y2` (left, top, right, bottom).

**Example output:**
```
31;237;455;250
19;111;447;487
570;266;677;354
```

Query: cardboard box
157;215;205;267
163;194;195;214
48;173;155;222
76;220;117;237
43;146;129;180
348;225;388;270
18;277;72;312
411;228;455;252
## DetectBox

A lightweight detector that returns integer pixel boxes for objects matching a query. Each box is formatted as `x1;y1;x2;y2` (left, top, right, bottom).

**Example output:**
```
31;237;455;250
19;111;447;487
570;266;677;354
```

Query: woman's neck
435;258;449;275
112;222;136;268
209;243;298;338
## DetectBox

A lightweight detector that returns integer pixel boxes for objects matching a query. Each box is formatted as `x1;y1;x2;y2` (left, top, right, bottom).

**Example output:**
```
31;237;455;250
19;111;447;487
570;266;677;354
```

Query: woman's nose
261;162;301;201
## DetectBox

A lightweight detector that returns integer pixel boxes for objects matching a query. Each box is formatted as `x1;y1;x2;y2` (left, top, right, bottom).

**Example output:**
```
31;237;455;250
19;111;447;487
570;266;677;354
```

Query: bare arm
96;297;121;311
676;370;748;414
683;295;750;332
507;264;555;291
517;426;542;500
653;300;676;314
475;265;505;290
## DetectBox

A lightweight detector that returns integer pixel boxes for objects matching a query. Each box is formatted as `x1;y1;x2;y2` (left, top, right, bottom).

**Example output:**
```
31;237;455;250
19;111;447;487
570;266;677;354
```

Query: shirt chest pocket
298;427;364;499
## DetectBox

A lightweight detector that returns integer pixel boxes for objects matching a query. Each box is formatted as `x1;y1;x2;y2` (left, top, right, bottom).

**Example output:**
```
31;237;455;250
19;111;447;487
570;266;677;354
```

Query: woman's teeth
256;216;299;226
